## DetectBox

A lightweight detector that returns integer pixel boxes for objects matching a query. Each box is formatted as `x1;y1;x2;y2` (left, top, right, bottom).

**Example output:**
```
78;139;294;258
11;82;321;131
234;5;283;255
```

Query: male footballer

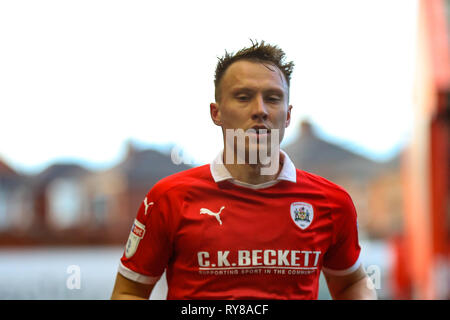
111;40;377;300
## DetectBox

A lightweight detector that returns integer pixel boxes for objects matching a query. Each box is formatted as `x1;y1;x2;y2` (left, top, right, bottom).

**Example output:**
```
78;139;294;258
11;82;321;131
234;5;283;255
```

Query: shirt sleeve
322;189;362;276
118;186;173;285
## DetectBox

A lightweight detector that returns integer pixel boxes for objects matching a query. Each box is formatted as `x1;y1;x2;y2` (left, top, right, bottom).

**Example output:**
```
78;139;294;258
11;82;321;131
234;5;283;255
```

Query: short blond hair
214;39;294;102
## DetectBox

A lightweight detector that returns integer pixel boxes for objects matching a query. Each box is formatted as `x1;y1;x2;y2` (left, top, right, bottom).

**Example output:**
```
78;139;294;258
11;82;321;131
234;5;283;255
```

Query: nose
250;95;268;121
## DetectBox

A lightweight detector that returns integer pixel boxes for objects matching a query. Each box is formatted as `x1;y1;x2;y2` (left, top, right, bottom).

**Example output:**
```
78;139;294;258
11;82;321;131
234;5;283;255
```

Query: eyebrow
230;86;286;95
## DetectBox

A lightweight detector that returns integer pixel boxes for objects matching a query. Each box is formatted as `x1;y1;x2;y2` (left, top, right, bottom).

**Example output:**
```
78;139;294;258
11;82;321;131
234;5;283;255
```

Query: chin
244;142;272;163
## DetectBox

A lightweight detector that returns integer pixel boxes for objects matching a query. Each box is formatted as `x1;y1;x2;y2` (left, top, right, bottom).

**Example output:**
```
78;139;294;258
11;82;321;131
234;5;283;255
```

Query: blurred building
81;141;191;243
0;158;33;236
0;142;191;245
31;163;91;241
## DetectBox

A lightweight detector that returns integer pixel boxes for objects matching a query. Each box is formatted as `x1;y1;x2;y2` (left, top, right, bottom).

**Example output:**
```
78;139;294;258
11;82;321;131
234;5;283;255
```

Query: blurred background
0;0;448;300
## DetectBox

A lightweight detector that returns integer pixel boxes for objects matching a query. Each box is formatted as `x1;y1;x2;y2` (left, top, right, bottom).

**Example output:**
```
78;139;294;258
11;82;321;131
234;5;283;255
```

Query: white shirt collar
209;149;297;189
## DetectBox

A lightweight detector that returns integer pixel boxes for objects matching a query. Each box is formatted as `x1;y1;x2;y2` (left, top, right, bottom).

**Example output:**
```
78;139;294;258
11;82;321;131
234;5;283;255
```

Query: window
47;178;82;229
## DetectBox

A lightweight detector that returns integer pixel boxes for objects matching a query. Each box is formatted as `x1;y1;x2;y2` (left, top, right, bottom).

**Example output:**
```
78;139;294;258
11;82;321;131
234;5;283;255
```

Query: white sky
0;0;418;174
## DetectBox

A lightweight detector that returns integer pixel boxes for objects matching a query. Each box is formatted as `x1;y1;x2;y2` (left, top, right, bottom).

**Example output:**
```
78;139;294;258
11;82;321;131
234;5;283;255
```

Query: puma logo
144;197;154;215
200;206;225;226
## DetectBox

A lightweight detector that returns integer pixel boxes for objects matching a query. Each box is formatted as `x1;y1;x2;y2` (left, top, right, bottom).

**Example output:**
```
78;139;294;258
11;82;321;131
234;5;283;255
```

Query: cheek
220;106;247;126
272;112;288;139
272;109;289;125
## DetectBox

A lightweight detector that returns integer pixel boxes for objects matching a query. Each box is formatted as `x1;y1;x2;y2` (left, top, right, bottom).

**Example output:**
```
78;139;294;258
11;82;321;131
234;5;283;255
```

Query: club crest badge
290;202;314;230
125;219;146;258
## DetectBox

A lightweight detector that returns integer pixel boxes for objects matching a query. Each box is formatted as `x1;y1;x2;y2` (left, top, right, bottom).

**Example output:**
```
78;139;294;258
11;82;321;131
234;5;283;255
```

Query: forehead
221;60;288;93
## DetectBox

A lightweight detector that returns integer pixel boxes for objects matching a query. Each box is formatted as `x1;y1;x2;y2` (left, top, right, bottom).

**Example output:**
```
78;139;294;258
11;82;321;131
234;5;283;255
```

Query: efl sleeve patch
125;219;146;258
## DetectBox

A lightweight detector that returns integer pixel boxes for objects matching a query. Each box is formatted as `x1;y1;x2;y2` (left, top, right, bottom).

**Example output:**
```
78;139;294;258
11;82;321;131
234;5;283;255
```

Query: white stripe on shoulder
118;261;160;285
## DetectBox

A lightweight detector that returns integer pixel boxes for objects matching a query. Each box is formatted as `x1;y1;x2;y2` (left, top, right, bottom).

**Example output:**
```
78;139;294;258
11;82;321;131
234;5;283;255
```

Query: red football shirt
118;150;361;299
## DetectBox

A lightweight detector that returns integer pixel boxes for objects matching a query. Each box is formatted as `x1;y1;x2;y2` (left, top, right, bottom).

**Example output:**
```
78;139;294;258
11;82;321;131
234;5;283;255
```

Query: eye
236;95;250;102
266;96;281;103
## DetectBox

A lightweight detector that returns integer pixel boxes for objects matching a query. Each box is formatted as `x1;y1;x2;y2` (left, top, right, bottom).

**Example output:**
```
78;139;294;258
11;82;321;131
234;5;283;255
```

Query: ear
210;102;222;126
285;105;293;128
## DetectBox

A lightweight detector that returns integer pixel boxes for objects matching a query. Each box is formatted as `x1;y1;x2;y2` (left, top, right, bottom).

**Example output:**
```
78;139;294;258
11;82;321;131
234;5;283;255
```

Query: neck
222;149;283;185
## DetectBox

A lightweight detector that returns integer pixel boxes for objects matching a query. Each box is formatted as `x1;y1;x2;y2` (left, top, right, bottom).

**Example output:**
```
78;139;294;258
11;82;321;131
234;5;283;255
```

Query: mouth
248;125;271;136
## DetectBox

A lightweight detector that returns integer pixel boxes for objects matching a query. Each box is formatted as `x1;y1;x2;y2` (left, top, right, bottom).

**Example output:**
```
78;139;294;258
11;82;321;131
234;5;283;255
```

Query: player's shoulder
147;164;212;200
296;169;352;201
